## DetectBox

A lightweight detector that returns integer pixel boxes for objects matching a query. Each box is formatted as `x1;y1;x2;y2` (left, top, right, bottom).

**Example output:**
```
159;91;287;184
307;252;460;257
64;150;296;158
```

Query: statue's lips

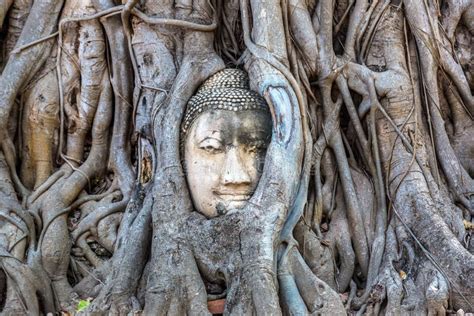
214;191;253;202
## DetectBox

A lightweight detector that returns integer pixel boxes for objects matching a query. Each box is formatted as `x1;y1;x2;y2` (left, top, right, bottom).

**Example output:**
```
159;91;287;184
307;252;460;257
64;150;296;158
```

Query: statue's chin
223;199;248;210
203;198;250;217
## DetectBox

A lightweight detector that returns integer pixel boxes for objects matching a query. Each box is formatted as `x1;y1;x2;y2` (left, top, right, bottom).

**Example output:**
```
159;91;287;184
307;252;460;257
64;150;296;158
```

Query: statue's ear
180;152;188;178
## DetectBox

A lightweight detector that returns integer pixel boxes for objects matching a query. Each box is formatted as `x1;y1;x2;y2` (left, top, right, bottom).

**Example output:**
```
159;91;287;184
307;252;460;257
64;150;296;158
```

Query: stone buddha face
182;69;272;218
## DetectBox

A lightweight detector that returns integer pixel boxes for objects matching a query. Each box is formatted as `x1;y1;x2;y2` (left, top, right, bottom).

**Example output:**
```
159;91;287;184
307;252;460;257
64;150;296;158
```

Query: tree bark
0;0;472;314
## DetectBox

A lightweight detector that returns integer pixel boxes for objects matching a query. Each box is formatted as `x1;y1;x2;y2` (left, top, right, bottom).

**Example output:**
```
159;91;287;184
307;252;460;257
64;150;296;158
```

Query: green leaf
76;299;91;312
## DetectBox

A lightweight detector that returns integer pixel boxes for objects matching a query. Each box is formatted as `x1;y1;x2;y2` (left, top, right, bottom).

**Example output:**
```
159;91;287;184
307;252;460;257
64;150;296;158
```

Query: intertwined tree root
0;0;472;314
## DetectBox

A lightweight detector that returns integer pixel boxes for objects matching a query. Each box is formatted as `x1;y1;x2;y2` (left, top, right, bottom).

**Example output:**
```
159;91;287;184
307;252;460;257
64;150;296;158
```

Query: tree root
0;0;473;314
282;247;345;315
0;241;55;314
27;170;65;206
71;200;127;242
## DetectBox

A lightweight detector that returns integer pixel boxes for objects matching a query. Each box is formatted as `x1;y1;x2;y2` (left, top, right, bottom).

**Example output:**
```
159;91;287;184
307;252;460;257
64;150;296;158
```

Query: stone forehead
181;69;269;135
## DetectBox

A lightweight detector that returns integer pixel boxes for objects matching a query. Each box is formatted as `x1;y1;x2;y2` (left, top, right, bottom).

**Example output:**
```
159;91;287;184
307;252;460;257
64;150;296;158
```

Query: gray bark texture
0;0;472;315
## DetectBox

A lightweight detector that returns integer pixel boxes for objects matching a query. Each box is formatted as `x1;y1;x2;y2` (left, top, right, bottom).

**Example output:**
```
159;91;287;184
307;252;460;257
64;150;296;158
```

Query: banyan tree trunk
0;0;472;315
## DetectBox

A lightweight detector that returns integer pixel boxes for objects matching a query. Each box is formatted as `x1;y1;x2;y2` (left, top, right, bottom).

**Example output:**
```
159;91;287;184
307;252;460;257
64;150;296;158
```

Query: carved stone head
182;69;272;218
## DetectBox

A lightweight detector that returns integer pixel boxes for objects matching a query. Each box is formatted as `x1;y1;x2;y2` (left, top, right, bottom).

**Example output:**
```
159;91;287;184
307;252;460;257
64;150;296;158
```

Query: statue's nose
221;147;252;186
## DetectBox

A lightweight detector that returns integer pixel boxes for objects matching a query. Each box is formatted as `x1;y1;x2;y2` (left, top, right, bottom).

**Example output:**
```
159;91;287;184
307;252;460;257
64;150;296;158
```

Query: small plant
76;299;91;312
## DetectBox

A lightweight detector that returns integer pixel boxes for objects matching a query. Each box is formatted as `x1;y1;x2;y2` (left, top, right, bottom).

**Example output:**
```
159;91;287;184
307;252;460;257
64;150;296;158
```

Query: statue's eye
199;138;224;154
247;141;267;154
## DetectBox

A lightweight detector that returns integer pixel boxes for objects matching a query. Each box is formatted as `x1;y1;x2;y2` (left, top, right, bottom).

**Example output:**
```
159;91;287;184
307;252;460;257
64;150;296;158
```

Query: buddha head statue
181;69;272;218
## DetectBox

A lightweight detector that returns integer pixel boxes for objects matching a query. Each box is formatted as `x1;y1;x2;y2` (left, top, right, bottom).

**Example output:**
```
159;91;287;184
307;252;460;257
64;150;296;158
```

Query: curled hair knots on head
180;68;270;137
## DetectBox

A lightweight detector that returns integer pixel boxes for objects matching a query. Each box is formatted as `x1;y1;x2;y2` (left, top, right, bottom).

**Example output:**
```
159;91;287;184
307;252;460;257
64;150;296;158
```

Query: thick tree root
0;0;472;314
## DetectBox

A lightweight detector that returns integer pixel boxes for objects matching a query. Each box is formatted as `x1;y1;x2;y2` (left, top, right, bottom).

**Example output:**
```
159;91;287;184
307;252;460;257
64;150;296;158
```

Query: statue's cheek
241;151;266;184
